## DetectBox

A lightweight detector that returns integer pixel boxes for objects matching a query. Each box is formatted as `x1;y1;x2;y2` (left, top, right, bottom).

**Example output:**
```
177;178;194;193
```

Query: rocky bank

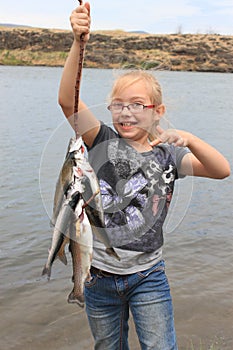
0;27;232;72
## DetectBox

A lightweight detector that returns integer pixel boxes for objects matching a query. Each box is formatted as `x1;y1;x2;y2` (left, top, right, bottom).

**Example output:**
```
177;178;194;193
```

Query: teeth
122;123;132;126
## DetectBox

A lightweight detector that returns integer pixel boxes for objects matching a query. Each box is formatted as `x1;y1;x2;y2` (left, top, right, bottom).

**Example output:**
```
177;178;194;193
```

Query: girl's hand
150;125;188;147
70;2;91;42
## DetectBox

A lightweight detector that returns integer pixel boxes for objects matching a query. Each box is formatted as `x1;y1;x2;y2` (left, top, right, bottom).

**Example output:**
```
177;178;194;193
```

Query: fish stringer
74;0;86;140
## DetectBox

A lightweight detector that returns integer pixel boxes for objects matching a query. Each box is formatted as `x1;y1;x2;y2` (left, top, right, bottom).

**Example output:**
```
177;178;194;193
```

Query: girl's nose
121;105;132;116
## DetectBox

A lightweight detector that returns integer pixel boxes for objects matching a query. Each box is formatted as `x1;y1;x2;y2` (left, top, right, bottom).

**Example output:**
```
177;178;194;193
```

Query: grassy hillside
0;27;232;72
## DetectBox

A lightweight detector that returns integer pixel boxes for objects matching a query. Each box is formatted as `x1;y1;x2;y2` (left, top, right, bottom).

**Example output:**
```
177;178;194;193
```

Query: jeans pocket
136;260;165;278
84;274;98;288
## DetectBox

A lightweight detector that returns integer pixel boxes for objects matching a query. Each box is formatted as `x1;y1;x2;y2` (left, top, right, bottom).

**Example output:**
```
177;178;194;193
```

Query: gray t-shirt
87;123;189;274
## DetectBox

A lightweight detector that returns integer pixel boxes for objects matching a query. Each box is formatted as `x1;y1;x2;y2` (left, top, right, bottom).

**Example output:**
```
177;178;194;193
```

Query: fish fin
41;265;51;280
57;252;68;265
105;248;121;261
56;236;70;265
49;218;56;228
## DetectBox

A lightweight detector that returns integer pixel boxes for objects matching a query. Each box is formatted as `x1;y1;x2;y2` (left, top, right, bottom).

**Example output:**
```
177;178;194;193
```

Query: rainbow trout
42;137;120;305
68;211;93;307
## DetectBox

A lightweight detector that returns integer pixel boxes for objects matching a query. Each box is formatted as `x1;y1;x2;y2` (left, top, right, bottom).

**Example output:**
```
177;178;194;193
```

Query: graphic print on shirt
95;139;177;252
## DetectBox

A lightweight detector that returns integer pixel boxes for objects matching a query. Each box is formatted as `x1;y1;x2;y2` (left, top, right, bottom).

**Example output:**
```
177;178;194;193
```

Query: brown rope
74;0;85;139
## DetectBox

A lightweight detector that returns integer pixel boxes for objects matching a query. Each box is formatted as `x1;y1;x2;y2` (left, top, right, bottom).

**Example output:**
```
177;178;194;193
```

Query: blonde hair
110;70;162;106
110;70;163;141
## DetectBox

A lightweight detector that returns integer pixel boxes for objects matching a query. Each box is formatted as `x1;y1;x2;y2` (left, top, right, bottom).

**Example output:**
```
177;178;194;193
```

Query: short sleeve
174;146;191;178
86;122;118;151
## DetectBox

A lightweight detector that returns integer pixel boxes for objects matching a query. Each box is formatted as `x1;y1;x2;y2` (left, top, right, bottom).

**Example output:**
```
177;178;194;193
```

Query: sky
1;0;233;35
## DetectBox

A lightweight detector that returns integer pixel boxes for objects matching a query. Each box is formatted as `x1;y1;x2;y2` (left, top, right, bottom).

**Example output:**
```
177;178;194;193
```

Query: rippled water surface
0;66;232;349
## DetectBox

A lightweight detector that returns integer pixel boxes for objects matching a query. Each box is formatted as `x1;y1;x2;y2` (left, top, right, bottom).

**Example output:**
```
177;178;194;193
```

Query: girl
58;3;230;349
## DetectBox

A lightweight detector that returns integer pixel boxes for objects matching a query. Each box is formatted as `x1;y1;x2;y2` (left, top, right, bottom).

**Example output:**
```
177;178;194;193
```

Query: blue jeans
84;260;178;350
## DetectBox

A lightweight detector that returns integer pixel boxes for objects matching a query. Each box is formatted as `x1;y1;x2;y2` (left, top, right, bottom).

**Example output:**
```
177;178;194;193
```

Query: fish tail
41;265;51;280
67;289;85;308
105;248;121;261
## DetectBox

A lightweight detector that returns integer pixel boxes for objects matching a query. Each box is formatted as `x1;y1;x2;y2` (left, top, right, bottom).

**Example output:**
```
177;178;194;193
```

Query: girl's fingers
150;126;187;147
150;138;161;147
70;4;91;42
156;125;165;136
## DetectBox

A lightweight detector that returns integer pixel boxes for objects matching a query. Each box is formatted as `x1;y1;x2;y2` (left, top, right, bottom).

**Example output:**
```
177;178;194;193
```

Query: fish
52;137;120;261
51;138;78;227
67;210;93;307
42;137;120;304
42;190;82;279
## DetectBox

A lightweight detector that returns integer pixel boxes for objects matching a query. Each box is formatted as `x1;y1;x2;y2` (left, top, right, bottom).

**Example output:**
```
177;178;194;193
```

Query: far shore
0;27;232;72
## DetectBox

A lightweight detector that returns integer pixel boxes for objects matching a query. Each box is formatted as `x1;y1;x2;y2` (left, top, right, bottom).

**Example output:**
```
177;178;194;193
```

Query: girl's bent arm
179;131;230;179
152;126;230;179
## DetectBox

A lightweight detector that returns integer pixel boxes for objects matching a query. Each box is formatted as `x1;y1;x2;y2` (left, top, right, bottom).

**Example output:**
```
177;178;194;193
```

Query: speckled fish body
67;210;93;307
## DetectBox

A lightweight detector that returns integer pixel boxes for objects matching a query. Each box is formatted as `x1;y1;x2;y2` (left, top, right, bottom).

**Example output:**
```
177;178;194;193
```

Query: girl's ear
155;104;165;116
149;104;165;142
152;104;165;124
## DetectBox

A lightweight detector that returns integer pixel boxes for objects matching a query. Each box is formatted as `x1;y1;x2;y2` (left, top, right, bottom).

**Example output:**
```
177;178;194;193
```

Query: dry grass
0;49;68;66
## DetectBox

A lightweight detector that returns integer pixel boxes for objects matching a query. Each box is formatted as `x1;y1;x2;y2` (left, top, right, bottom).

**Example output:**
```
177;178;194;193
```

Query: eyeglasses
107;103;155;114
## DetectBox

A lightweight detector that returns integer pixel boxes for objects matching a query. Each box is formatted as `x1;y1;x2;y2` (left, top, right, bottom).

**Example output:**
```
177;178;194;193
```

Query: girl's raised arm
58;3;100;147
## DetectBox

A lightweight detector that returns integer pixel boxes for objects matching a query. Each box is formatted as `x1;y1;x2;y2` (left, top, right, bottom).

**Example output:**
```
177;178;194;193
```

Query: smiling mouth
119;123;136;130
120;122;136;127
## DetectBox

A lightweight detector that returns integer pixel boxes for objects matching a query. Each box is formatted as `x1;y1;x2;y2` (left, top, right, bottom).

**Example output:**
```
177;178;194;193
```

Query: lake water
0;66;233;350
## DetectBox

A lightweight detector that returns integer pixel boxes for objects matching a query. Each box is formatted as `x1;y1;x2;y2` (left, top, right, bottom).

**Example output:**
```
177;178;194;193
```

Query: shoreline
0;27;232;72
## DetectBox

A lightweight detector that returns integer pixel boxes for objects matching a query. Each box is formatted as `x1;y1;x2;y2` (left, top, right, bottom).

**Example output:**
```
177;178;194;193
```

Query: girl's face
110;80;164;148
